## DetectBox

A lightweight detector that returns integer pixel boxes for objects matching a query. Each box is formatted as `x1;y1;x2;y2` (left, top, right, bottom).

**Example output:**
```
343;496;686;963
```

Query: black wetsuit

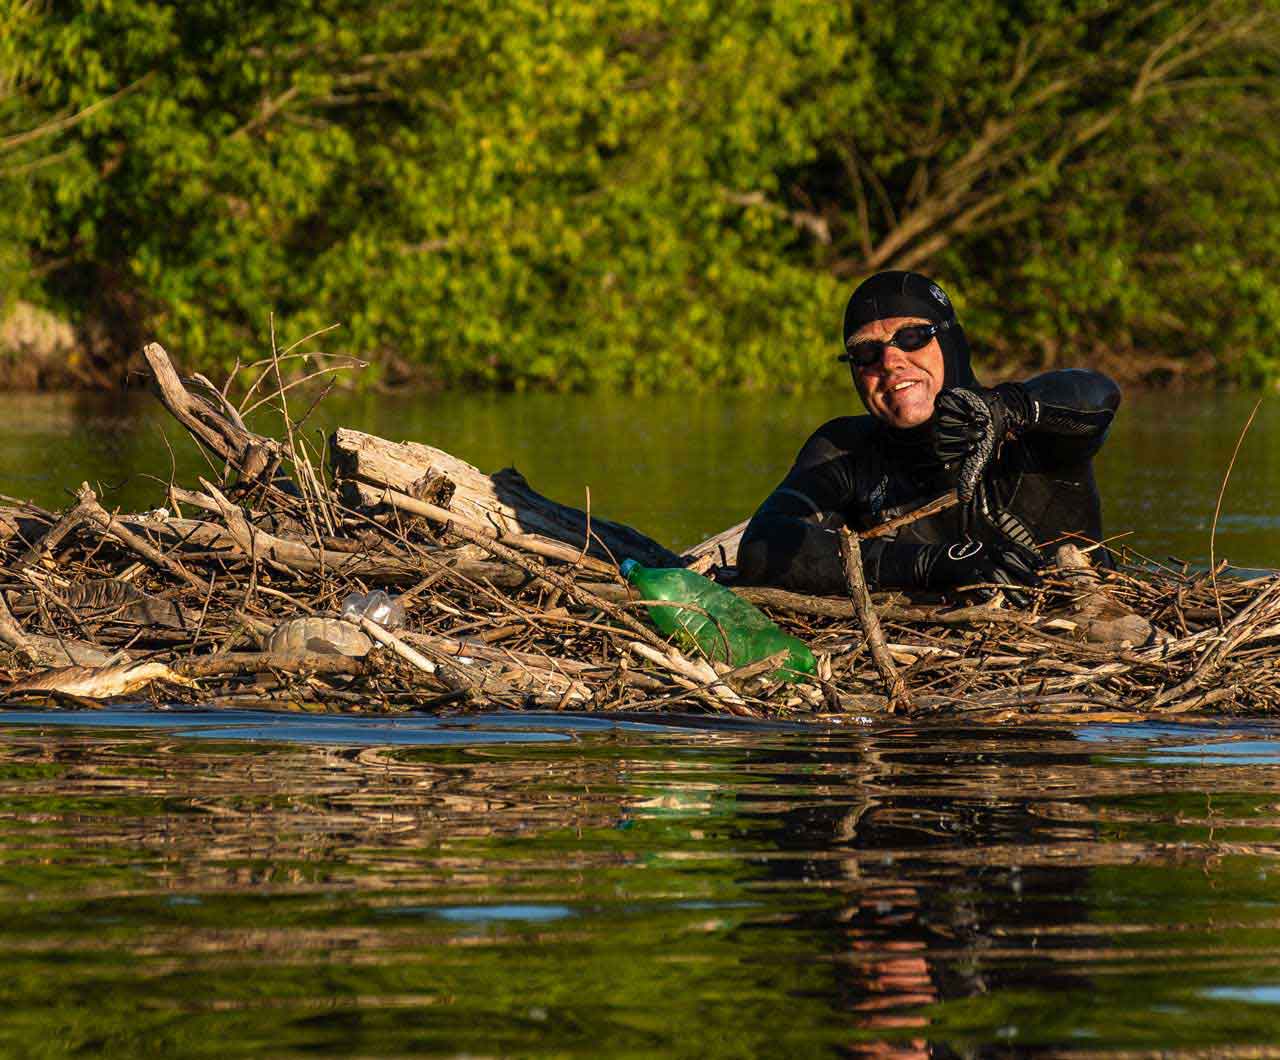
737;369;1121;595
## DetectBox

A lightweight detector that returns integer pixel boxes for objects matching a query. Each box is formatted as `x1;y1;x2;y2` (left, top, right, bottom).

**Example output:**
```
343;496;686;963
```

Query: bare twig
1209;398;1262;626
839;527;914;713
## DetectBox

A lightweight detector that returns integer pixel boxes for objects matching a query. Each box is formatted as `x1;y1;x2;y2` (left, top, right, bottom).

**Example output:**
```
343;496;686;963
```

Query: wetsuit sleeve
737;419;954;594
1012;369;1121;464
736;424;859;594
738;485;1024;594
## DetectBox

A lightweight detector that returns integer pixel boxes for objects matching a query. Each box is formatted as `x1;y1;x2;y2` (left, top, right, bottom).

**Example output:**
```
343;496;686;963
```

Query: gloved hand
918;536;1044;606
933;383;1037;508
964;471;1044;557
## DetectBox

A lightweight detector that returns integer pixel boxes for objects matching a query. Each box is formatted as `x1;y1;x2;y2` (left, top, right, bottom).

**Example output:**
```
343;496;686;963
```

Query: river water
2;388;1280;1055
5;388;1280;566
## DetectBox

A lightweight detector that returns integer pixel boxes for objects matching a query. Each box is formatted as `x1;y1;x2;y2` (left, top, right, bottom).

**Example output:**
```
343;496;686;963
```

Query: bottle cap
619;558;639;580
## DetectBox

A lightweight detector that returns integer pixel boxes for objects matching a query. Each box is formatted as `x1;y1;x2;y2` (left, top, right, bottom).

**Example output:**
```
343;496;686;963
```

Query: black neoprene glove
918;536;1044;606
933;383;1037;504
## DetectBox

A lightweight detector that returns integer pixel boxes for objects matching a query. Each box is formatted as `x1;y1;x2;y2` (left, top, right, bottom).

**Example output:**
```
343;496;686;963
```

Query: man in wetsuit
737;270;1120;596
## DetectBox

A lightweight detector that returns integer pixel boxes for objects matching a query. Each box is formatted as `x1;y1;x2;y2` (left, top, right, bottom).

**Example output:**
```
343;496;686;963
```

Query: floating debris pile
0;343;1276;723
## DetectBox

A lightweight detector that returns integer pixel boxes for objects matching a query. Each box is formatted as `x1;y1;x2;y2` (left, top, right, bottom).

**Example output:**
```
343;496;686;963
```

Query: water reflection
0;715;1276;1053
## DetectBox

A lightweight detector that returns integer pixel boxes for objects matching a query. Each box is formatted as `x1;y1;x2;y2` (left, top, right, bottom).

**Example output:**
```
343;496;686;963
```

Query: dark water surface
0;711;1279;1055
4;390;1280;1054
4;388;1280;566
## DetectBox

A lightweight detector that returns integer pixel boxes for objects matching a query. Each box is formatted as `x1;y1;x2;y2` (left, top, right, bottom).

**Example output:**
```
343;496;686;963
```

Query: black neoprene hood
842;270;977;389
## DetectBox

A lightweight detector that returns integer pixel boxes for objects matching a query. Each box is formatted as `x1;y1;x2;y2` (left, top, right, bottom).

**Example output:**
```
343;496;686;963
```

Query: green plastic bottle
620;559;816;682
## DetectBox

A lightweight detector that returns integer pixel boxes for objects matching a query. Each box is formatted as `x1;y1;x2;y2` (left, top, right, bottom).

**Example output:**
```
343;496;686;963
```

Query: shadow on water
0;709;1278;1055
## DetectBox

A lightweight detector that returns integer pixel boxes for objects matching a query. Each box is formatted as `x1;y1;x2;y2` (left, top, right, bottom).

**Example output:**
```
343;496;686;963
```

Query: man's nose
880;344;911;373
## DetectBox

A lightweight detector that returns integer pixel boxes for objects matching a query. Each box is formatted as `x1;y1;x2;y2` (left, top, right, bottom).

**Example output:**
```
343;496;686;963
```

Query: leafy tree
1;0;1277;389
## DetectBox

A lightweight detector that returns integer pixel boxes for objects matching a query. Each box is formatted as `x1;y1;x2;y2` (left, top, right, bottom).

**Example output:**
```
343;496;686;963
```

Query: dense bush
1;0;1276;389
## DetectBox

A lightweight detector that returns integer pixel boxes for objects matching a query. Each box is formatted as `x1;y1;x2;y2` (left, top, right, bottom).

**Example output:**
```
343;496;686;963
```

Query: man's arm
1017;369;1121;463
933;369;1120;502
736;418;1042;595
737;420;862;594
739;499;1042;596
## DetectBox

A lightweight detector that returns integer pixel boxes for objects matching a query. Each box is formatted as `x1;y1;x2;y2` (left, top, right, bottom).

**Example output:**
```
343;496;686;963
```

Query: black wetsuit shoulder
738;369;1120;595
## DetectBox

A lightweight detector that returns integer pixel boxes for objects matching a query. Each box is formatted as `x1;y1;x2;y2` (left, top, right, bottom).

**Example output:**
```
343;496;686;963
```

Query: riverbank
0;301;1230;394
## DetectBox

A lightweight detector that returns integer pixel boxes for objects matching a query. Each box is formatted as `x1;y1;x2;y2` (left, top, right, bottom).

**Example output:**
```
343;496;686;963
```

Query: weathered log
75;483;208;590
0;592;42;665
628;642;750;713
330;427;681;568
684;519;747;572
199;479;424;579
143;342;298;494
6;660;190;700
18;494;93;568
372;485;616;576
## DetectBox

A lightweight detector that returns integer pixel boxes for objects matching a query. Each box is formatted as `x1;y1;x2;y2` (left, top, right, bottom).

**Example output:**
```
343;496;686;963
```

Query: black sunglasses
838;320;951;370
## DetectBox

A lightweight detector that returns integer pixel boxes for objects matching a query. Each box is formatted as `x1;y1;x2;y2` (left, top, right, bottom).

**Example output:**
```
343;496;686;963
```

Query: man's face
848;315;946;429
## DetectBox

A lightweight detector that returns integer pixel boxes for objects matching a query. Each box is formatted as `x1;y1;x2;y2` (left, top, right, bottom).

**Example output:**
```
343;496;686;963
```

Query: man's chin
877;401;935;430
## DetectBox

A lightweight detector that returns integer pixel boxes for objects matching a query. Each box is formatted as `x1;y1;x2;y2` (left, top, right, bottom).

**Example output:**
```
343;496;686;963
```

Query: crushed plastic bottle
340;589;406;630
620;559;816;682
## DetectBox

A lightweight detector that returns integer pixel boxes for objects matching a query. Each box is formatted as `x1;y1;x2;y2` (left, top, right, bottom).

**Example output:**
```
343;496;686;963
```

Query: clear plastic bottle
620;559;816;682
340;590;406;630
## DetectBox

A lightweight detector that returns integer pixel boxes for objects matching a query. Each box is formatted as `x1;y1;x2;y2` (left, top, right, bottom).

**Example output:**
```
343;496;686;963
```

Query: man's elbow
735;524;773;585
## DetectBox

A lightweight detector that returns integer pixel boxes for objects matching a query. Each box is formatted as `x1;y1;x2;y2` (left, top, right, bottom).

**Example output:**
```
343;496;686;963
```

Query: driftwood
331;427;680;568
143;342;298;494
0;337;1276;723
684;518;748;572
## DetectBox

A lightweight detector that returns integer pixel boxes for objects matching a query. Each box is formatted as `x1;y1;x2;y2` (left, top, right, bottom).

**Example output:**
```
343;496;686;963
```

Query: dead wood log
574;578;1070;636
18;493;94;568
0;506;57;553
330;427;681;567
75;483;208;590
6;637;120;668
173;652;369;679
629;641;751;713
117;515;243;554
684;519;748;572
127;515;546;593
198;479;424;579
0;592;42;665
143;342;297;494
371;485;616;576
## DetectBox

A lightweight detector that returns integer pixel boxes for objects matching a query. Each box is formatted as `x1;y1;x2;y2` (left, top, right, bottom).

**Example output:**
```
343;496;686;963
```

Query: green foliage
2;0;1277;389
